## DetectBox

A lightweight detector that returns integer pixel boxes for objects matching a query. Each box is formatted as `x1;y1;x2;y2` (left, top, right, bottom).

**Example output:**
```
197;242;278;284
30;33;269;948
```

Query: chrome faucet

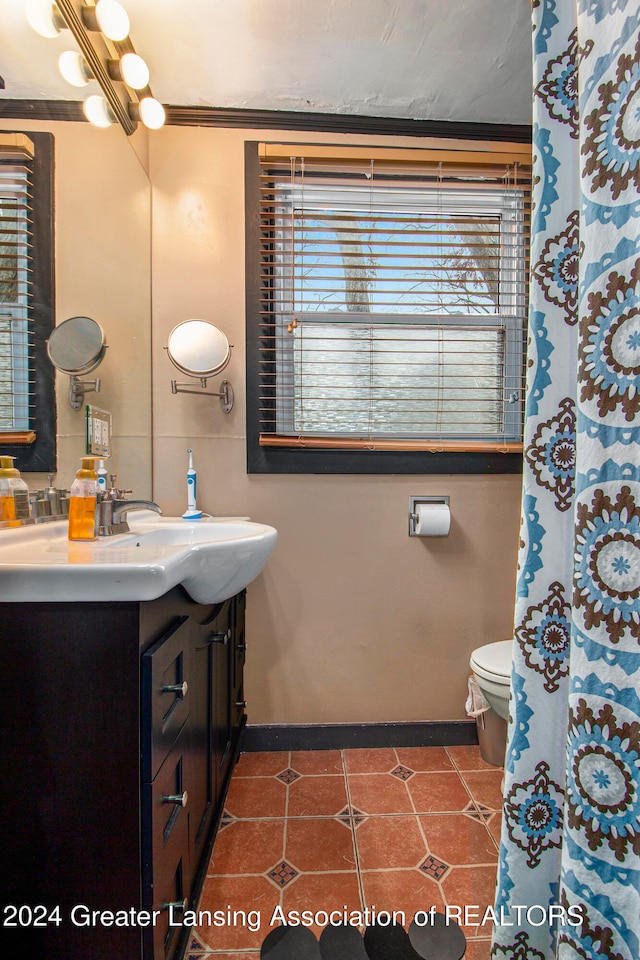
98;499;162;537
96;479;162;537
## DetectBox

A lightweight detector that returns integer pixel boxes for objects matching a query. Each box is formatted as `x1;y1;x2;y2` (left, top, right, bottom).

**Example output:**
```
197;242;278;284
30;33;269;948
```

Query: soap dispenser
0;456;30;521
68;457;98;541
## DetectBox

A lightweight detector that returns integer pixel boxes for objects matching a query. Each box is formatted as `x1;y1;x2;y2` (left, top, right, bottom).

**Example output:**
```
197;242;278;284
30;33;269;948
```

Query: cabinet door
187;601;232;872
231;590;247;737
211;599;234;802
188;620;214;870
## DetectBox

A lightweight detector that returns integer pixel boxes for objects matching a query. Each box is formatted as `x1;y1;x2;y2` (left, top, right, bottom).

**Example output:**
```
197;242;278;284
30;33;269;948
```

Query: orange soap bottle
68;457;98;541
0;456;29;522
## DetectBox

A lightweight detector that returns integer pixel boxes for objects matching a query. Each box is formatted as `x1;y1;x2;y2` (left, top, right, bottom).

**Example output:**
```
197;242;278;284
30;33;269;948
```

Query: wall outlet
85;405;112;458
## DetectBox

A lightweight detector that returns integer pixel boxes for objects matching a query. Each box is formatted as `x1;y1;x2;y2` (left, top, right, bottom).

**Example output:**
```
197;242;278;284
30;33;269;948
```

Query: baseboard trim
241;720;478;753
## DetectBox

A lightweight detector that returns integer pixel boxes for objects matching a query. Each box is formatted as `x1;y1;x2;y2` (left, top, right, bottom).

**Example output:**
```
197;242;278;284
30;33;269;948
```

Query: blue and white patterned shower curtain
492;2;640;958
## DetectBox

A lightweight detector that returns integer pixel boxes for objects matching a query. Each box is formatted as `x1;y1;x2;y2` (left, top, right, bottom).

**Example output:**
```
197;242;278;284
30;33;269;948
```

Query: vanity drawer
142;727;191;960
142;616;191;781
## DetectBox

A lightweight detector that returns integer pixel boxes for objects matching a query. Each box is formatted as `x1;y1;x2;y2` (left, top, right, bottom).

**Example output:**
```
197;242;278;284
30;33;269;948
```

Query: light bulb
94;0;130;41
138;97;165;130
83;95;114;128
25;0;65;38
59;51;92;87
119;53;149;90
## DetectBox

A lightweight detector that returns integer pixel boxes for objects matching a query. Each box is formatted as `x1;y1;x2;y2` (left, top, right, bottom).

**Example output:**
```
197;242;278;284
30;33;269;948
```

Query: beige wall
4;115;521;724
150;125;522;725
0;118;152;497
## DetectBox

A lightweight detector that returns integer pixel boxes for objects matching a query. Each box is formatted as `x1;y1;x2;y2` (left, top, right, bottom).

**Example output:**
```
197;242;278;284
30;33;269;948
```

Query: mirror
167;319;231;377
47;315;107;375
166;320;234;412
0;132;151;495
47;315;107;412
0;0;152;496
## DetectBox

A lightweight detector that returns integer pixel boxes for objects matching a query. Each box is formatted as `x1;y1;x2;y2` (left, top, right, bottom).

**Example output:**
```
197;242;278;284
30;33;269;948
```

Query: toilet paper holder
408;495;450;536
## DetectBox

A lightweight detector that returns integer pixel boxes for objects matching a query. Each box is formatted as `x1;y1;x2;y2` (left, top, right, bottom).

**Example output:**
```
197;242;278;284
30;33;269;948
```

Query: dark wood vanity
0;587;246;960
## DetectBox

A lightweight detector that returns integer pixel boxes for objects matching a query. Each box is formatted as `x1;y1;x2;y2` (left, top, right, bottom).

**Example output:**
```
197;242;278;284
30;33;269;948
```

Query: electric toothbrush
182;448;203;519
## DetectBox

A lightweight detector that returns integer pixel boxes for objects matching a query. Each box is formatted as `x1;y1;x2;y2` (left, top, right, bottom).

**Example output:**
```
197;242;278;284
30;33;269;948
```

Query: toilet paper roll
414;501;450;537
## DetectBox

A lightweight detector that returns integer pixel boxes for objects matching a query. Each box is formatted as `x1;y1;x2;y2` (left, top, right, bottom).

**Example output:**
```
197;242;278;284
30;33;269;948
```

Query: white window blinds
257;143;531;452
0;135;35;439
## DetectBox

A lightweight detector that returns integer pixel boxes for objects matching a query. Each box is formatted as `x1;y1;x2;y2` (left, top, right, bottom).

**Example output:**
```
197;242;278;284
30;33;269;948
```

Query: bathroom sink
124;517;264;546
0;513;278;603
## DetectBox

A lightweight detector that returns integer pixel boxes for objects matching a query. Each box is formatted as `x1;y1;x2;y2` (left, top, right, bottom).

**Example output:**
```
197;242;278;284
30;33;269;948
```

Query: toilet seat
470;640;512;684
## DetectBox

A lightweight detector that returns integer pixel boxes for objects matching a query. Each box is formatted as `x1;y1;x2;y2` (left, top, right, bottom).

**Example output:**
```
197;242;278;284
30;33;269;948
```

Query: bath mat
408;914;466;960
260;925;322;959
363;921;423;959
319;922;369;959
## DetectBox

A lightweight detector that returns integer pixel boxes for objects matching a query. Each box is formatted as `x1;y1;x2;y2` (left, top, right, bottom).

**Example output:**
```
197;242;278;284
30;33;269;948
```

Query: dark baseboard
241;720;478;753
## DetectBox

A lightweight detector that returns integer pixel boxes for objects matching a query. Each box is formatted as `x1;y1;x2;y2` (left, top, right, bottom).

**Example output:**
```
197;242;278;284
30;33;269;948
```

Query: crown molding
0;100;532;142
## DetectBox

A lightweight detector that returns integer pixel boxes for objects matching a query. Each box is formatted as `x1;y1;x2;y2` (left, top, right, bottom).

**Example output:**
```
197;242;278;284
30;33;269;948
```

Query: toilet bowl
469;639;512;721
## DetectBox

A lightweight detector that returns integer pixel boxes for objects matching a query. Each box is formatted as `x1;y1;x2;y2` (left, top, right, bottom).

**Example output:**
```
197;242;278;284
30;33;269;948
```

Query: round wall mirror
166;320;231;378
47;316;107;375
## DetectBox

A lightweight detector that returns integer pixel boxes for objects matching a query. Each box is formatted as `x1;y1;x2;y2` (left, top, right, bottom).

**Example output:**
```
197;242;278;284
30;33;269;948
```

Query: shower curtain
492;2;640;958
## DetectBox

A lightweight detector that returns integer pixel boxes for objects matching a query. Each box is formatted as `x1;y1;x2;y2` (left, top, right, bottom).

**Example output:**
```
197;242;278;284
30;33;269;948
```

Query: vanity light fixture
25;0;66;37
82;93;115;127
130;96;165;129
25;0;165;135
108;51;149;89
58;50;93;86
81;0;130;41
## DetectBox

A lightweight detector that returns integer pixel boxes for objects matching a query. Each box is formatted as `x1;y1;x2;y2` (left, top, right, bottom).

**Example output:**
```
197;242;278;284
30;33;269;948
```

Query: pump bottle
0;456;30;522
68;457;98;541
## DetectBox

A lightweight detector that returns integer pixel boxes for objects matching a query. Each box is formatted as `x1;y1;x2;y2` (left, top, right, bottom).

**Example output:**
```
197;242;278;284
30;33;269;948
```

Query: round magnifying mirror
47;316;107;375
166;320;231;378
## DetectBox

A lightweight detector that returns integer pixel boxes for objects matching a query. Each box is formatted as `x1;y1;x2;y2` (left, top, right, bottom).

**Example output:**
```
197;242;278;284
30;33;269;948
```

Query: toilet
469;639;513;766
469;639;512;720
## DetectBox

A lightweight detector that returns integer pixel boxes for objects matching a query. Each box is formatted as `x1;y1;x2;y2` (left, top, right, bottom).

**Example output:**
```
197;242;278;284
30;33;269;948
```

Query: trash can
466;674;507;767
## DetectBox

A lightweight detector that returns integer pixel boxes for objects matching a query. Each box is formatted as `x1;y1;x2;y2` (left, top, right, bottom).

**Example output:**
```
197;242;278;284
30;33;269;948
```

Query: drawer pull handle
163;791;188;808
161;681;188;698
164;898;188;912
236;700;247;709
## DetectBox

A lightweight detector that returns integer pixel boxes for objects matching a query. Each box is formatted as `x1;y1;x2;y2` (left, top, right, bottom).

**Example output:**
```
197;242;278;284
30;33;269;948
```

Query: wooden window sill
260;434;523;454
0;431;37;445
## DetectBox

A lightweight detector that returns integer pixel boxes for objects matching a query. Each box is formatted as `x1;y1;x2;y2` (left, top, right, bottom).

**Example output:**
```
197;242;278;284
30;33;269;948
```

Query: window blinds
257;142;531;452
0;135;35;439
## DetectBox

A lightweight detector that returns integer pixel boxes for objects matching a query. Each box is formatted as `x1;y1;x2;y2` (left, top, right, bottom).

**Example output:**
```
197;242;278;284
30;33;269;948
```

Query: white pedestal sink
0;512;278;603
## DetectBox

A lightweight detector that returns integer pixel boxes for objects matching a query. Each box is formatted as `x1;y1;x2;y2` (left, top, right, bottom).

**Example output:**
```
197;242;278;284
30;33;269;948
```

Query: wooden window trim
246;132;530;476
0;131;55;470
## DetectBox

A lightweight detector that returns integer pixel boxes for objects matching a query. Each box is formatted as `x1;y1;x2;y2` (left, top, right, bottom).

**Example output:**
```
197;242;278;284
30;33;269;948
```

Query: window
246;141;531;474
0;132;55;471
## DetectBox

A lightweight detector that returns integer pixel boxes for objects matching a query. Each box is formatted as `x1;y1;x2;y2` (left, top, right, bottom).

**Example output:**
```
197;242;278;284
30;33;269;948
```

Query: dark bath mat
363;921;423;960
408;913;466;960
319;922;369;959
260;925;322;959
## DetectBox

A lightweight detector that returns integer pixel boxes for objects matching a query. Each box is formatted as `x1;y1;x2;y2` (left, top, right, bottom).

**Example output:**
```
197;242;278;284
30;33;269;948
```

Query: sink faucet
97;497;162;537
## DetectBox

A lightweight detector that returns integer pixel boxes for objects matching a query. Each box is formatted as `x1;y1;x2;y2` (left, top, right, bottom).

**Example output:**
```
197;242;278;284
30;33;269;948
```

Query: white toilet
469;639;513;721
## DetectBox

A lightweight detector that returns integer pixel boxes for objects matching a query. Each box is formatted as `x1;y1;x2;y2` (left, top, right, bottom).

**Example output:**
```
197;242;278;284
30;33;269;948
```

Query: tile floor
185;745;503;959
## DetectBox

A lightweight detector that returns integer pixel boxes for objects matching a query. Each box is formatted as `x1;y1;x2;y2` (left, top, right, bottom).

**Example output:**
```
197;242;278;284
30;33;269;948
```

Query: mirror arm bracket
69;375;101;412
170;378;234;413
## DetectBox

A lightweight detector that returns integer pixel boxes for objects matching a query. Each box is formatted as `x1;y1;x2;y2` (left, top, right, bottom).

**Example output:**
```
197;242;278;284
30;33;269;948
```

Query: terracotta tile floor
186;745;503;959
